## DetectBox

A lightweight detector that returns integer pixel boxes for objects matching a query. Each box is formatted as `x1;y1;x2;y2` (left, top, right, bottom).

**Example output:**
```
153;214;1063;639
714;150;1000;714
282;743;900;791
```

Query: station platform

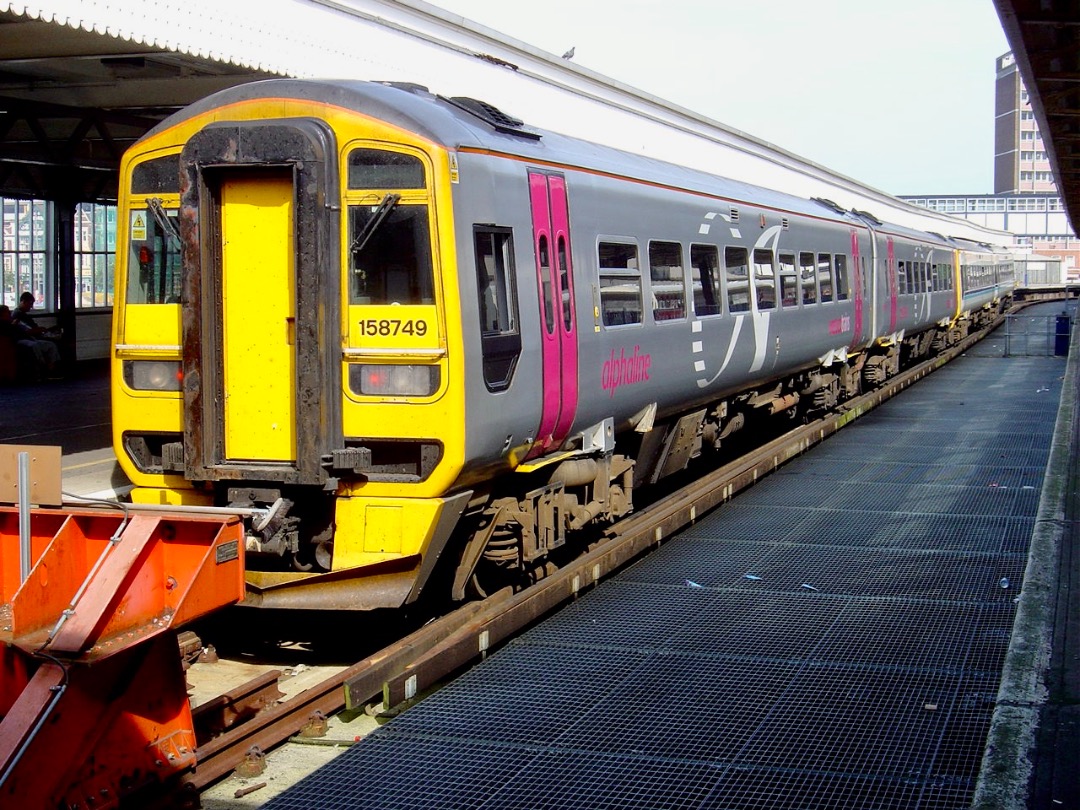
258;300;1079;810
0;303;1076;808
0;358;129;499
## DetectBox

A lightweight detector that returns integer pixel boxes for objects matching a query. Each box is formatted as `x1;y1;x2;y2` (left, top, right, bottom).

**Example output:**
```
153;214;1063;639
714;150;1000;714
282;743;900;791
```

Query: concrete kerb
971;315;1079;809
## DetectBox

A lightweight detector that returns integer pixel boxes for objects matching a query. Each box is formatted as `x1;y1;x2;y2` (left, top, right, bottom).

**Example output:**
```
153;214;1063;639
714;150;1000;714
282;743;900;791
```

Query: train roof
139;78;997;244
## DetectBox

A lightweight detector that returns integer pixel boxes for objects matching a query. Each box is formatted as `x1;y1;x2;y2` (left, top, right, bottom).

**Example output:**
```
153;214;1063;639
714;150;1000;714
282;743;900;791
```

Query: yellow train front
113;81;480;610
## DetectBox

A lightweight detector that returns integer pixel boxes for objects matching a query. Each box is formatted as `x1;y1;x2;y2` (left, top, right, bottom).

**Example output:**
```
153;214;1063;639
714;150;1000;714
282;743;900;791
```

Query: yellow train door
219;170;297;462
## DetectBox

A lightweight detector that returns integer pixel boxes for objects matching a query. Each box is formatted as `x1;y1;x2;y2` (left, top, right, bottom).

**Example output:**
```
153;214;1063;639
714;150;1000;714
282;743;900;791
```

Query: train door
885;236;898;334
850;229;866;344
220;170;296;461
526;170;579;458
180;119;340;487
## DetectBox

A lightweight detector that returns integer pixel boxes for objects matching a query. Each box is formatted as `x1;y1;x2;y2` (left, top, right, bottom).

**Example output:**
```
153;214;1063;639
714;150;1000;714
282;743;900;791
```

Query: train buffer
0;444;246;809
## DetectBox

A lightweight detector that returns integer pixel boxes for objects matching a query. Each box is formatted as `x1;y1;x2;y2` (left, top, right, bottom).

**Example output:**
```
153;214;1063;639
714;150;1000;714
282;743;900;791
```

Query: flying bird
562;46;575;60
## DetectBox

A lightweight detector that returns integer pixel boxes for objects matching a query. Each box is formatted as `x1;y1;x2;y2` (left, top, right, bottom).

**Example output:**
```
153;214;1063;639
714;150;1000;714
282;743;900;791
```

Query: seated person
0;304;19;383
5;297;61;380
13;291;59;338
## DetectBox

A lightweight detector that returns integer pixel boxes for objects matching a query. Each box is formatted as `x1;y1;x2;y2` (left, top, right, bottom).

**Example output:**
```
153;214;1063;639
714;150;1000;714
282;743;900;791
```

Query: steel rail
184;312;1011;797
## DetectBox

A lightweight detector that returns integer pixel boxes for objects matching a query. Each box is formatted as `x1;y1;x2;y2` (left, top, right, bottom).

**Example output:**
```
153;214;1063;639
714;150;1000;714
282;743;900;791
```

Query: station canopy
0;8;274;202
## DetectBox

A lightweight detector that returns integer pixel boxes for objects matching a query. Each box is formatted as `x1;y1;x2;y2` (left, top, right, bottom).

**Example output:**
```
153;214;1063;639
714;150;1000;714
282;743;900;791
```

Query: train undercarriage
233;305;1005;611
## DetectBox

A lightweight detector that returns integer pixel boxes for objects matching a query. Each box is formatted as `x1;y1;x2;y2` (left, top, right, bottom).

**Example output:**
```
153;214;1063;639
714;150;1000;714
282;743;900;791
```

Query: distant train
111;79;1017;610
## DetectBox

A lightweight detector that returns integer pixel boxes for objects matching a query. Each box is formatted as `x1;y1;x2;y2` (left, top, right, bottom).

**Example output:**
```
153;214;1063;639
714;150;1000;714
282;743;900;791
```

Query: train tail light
123;360;182;391
349;364;439;397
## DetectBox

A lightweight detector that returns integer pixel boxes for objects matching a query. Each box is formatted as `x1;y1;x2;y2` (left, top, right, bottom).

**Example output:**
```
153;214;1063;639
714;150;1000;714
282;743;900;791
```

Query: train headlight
123;360;182;391
349;364;439;397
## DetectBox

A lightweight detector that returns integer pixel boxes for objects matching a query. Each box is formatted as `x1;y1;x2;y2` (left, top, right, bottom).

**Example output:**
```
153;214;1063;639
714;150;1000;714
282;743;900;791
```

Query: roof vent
376;81;431;95
811;197;847;216
781;217;790;230
445;96;541;140
729;206;740;223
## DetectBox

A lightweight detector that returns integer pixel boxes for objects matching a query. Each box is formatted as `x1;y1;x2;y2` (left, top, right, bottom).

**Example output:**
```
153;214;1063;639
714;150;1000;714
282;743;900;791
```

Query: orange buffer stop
0;506;245;808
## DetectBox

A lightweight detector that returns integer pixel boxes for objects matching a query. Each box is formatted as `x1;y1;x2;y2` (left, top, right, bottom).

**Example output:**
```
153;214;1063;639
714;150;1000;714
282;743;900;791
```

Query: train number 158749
358;318;429;337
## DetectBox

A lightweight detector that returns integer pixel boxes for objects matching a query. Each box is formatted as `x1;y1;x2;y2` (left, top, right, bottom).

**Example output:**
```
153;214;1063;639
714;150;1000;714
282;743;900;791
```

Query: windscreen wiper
146;197;182;246
350;193;401;259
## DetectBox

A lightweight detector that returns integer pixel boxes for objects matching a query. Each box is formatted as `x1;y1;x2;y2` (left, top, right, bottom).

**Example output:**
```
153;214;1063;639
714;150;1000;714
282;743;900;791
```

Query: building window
1;197;50;310
74;202;117;308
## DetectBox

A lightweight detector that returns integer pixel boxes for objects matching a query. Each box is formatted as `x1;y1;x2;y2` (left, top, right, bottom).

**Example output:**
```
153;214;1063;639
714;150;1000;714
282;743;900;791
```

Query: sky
429;0;1011;197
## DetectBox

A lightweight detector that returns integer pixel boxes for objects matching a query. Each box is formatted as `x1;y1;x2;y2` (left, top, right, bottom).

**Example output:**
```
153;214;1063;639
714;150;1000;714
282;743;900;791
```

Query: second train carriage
111;79;1017;610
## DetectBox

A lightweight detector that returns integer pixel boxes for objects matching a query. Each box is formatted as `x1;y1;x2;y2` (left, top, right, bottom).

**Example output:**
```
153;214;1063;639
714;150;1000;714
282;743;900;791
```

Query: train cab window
474;226;521;391
834;254;849;301
349;203;435;305
598;241;643;326
690;244;722;317
126;205;182;304
818;253;834;302
799;252;817;304
348;149;425;189
131;155;180;195
649;240;686;321
779;252;798;308
753;249;776;310
725;246;750;313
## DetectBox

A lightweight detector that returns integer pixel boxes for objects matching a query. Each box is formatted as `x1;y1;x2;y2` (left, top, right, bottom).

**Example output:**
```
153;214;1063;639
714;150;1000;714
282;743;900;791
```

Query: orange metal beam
0;506;245;807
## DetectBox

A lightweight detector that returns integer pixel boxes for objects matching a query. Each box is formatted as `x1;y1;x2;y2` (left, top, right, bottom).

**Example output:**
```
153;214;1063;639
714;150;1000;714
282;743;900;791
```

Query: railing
989;312;1074;357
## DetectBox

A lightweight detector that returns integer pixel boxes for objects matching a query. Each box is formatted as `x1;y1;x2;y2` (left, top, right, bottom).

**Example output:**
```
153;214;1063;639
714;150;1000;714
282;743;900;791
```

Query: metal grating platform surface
265;348;1067;809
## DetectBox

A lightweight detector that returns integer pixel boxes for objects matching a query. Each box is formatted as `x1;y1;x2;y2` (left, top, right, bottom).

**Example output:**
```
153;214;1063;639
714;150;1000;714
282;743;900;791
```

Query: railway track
181;313;1008;806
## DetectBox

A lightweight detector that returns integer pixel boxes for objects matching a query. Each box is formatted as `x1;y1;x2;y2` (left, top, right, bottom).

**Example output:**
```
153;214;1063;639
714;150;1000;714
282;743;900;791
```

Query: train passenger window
778;253;798;307
799;252;817;304
474;226;521;391
538;234;555;334
348;149;425;189
349;204;435;305
690;244;722;317
126;207;182;304
834;255;849;301
725;246;750;313
753;249;776;310
897;261;908;295
931;264;939;291
817;253;833;302
598;241;642;326
558;235;573;331
649;241;685;321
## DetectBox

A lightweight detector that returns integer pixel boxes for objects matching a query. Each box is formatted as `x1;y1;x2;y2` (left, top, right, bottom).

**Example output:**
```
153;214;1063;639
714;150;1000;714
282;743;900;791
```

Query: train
110;79;1018;611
